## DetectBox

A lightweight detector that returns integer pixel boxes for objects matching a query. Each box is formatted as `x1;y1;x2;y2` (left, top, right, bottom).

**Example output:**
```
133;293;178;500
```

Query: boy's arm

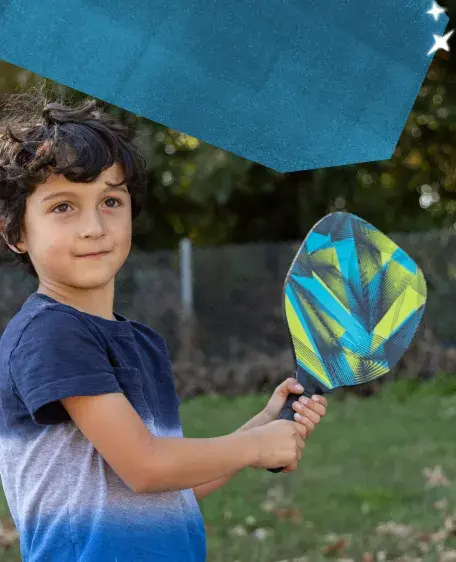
61;392;260;493
192;379;328;501
192;411;269;500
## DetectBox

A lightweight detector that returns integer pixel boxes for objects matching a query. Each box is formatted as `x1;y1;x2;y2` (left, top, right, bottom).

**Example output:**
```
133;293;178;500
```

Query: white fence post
178;237;196;362
179;237;193;318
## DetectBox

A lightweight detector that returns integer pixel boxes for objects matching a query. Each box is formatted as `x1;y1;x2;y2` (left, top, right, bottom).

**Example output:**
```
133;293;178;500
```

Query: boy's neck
37;283;116;321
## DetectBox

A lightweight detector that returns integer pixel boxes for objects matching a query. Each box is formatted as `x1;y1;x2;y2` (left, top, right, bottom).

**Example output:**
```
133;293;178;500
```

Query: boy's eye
104;197;121;208
52;203;71;214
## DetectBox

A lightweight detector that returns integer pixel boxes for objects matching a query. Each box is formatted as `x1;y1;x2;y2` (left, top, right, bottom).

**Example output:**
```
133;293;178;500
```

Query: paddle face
284;212;427;395
267;212;427;473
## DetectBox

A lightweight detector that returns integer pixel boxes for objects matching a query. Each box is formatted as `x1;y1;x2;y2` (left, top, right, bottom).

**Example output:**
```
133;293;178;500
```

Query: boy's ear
12;241;27;254
13;244;27;254
1;234;26;254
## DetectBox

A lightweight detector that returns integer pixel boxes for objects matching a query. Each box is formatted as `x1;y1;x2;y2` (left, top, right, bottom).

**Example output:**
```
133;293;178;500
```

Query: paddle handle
267;390;313;474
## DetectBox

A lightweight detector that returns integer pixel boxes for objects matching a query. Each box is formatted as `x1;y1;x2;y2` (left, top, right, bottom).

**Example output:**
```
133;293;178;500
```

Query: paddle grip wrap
267;390;313;474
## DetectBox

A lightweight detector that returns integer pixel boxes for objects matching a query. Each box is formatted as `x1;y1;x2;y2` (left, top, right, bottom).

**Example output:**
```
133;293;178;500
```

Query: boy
0;88;327;561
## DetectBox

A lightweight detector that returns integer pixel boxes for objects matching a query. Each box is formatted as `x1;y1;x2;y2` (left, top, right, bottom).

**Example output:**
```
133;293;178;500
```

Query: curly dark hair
0;85;147;279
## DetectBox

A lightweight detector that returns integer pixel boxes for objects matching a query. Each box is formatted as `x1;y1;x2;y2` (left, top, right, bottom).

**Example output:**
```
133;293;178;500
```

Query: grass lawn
0;378;455;561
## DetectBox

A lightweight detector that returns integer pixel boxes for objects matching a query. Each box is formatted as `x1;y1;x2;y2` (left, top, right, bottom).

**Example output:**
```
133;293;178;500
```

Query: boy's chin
64;266;120;290
72;276;116;291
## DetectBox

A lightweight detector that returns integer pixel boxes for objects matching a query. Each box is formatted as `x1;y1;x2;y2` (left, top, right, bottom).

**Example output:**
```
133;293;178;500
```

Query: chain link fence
1;228;455;396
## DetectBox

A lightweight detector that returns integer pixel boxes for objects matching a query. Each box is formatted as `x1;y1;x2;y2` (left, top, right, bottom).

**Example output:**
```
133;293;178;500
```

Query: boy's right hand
247;419;307;473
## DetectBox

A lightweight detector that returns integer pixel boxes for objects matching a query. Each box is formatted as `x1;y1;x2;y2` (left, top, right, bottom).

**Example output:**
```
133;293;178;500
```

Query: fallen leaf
418;541;430;554
274;507;302;525
229;524;247;537
432;529;448;544
322;538;349;557
444;516;456;534
261;500;276;513
376;521;415;538
252;527;274;541
434;499;449;511
423;466;451;488
244;515;256;526
0;518;18;548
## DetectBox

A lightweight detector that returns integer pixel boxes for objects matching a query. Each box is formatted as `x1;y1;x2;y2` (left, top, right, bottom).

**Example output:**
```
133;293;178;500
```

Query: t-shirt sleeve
9;310;124;426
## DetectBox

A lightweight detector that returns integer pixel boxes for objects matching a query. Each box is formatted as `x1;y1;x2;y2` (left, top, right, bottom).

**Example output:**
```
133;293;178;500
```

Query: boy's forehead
35;163;125;196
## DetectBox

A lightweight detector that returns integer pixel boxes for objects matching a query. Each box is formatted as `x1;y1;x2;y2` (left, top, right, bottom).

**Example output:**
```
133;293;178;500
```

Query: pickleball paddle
268;212;427;473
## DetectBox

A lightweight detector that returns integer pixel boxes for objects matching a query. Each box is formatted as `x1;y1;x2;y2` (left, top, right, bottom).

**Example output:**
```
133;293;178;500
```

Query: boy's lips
75;250;111;258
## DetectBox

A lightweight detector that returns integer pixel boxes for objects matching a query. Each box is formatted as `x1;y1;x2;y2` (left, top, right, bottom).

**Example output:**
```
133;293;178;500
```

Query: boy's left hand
261;377;327;437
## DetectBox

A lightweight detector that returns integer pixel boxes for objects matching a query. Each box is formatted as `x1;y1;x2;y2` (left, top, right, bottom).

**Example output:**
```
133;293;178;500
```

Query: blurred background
0;4;456;559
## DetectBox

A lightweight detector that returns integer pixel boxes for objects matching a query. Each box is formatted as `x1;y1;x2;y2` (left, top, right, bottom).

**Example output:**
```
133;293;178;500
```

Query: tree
1;2;455;250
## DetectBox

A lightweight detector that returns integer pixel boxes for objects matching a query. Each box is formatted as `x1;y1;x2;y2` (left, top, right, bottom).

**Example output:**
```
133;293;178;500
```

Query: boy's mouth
76;250;111;258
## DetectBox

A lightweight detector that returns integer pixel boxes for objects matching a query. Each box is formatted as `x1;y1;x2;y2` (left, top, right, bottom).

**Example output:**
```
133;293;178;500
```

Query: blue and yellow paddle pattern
286;212;427;392
268;212;427;473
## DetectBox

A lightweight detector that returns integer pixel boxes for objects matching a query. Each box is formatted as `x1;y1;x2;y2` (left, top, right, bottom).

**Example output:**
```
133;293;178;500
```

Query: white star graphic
427;1;447;21
427;29;454;55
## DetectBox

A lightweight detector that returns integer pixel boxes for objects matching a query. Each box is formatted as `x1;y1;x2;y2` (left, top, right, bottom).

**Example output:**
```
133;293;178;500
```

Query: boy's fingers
287;378;304;393
298;396;326;417
274;378;303;398
294;416;315;436
293;420;308;439
303;419;315;435
293;402;321;424
312;395;327;407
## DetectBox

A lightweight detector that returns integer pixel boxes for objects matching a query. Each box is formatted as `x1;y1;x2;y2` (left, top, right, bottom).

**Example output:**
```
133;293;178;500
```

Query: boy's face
15;162;132;292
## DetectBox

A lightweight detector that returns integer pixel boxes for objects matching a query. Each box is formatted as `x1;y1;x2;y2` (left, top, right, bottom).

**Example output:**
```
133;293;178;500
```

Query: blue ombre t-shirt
0;292;206;561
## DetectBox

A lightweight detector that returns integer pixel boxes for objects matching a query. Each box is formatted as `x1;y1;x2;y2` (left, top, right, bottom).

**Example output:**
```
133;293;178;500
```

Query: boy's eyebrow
40;183;128;204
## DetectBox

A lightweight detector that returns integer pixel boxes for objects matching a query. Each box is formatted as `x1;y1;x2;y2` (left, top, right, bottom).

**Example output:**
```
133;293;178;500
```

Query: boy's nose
78;210;107;239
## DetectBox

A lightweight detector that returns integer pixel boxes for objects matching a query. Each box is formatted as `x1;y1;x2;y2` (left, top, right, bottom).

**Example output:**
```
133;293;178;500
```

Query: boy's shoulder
0;293;131;370
1;292;93;347
0;292;169;358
